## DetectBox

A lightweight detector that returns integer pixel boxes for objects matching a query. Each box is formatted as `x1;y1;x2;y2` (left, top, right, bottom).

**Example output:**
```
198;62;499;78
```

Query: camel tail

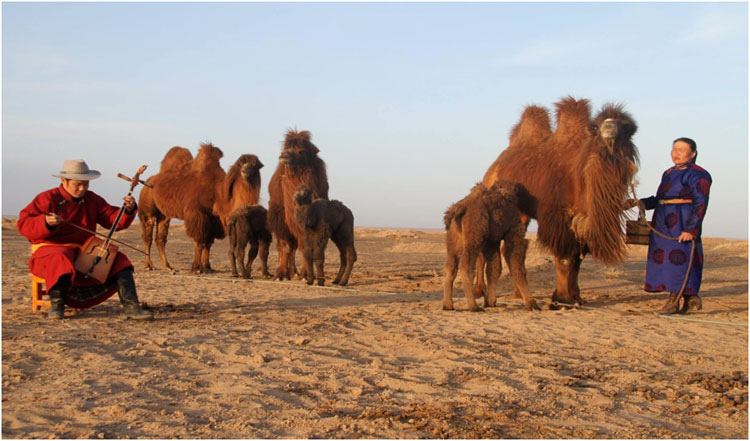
443;203;466;232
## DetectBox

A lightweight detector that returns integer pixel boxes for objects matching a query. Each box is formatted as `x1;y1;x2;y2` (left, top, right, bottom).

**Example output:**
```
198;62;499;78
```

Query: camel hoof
526;299;541;311
442;305;454;311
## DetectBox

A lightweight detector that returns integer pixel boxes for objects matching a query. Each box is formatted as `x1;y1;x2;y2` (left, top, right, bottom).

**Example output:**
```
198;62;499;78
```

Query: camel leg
473;253;486;299
201;241;214;273
332;230;356;286
500;242;522;299
483;245;501;308
503;235;540;311
333;244;346;285
442;250;460;311
191;242;203;273
460;250;483;312
228;224;240;277
340;246;356;286
245;238;259;279
334;244;356;287
258;239;271;278
228;242;239;277
295;239;307;280
274;239;291;280
289;248;299;277
141;216;155;270
550;254;583;309
313;251;326;287
155;217;173;271
302;243;315;286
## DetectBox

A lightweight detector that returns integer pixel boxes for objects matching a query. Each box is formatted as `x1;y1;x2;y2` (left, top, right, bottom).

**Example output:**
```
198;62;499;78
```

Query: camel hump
197;142;224;161
509;105;552;145
553;96;592;138
160;146;193;172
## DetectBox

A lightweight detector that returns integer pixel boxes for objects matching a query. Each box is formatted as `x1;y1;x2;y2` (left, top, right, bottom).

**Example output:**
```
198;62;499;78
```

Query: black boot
115;270;153;321
658;292;681;315
47;274;72;320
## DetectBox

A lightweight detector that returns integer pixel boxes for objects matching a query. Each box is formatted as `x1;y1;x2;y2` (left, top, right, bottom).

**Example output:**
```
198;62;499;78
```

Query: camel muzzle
599;118;619;140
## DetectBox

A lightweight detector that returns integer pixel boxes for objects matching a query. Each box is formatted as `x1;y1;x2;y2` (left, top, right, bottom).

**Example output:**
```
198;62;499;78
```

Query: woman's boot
657;292;681;315
115;269;153;321
680;295;703;314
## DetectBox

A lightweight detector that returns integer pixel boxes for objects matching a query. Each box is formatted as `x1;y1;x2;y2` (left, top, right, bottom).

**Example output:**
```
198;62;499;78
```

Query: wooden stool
31;274;51;312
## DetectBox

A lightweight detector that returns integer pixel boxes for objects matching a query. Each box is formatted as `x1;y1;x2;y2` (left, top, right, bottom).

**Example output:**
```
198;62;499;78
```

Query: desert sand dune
2;219;747;438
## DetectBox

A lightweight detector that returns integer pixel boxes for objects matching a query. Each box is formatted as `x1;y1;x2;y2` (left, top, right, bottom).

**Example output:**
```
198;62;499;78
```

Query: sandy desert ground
2;217;747;439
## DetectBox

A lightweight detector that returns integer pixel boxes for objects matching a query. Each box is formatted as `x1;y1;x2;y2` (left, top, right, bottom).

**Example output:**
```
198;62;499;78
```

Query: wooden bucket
74;236;118;283
626;219;651;245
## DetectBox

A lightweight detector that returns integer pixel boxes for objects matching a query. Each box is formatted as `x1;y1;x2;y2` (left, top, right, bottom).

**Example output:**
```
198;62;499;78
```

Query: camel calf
443;182;539;312
227;205;272;279
292;185;357;286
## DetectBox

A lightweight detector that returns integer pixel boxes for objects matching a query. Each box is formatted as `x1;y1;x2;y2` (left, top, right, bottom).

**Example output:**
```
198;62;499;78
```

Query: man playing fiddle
18;159;153;320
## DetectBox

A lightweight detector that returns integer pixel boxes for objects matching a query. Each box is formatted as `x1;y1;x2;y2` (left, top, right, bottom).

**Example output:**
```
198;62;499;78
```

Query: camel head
293;184;313;207
591;104;638;161
280;129;320;166
234;154;263;180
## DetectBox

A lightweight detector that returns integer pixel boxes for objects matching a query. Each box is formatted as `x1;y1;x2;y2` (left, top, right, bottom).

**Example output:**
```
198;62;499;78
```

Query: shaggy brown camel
443;182;539;312
138;146;203;271
227;205;272;279
479;96;639;309
267;129;329;280
143;143;225;272
292;185;356;286
139;144;264;273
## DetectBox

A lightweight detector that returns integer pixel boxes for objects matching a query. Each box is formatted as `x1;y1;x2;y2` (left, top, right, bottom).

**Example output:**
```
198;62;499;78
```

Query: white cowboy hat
52;159;101;180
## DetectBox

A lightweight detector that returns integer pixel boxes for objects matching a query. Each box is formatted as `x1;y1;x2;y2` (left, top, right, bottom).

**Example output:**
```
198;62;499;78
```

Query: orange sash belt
30;243;80;254
658;198;693;205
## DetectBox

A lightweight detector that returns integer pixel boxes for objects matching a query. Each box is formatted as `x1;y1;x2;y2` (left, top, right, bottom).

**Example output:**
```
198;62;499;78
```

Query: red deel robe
18;185;137;307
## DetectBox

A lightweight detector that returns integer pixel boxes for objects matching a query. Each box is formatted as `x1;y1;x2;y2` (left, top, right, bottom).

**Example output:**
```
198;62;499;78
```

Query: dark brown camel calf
443;181;539;312
292;185;356;286
227;205;272;279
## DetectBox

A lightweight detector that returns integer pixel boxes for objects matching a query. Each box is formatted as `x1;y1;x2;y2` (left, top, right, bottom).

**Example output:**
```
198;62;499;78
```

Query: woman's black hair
673;137;698;162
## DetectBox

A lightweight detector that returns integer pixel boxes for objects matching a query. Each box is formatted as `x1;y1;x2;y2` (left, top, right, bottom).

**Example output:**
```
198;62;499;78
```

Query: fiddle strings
54;217;147;255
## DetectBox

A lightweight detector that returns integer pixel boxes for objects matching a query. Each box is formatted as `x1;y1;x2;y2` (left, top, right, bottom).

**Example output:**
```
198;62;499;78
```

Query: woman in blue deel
640;137;712;315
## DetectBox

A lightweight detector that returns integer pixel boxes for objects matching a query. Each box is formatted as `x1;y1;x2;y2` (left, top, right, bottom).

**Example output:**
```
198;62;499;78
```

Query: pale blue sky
2;2;748;239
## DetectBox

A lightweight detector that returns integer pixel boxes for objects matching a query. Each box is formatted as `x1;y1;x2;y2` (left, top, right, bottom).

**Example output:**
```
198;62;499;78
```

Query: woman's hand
678;231;695;242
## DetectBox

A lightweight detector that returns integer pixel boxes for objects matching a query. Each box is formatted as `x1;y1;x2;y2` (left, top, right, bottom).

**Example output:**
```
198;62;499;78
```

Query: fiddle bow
80;165;148;281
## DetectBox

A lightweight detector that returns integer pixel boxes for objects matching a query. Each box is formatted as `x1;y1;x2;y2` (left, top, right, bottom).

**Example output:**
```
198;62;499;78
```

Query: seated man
18;159;153;320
